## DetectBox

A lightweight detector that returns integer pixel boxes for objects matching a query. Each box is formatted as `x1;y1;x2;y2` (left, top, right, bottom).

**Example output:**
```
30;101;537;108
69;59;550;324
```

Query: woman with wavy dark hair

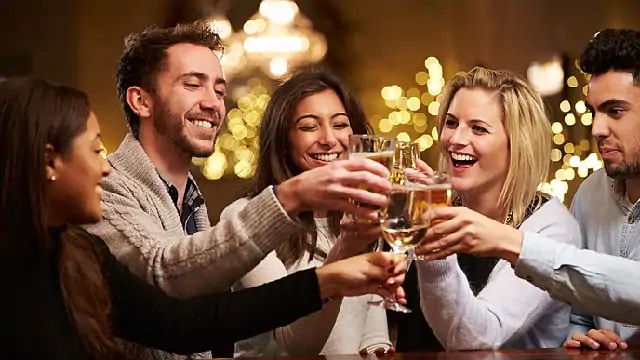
223;70;393;356
0;77;406;359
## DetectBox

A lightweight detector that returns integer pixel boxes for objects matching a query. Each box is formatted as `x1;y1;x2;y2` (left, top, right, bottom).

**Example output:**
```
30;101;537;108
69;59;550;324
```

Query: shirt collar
157;171;204;212
609;177;635;213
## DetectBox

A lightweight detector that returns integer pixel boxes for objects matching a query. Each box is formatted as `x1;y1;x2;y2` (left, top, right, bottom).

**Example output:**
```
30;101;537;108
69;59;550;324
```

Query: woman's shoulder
522;196;581;245
65;226;105;248
63;227;118;270
531;196;573;219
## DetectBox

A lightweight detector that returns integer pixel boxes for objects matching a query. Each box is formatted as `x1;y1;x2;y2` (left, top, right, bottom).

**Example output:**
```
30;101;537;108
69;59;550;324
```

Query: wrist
275;179;302;215
315;266;339;300
497;226;524;264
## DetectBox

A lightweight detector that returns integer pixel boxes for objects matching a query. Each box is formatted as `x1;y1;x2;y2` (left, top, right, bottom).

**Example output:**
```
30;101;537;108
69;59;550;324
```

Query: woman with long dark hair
224;70;393;356
0;77;406;359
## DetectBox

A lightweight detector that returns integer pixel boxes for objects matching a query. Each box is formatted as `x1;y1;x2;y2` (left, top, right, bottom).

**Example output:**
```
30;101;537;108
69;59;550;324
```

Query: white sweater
221;198;391;356
416;197;581;350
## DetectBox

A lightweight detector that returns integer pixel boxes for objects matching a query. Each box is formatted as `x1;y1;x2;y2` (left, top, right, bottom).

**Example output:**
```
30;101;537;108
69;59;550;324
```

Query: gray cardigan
83;133;301;298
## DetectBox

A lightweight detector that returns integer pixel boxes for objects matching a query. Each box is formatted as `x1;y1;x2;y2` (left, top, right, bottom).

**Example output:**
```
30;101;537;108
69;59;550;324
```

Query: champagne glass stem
380;247;412;313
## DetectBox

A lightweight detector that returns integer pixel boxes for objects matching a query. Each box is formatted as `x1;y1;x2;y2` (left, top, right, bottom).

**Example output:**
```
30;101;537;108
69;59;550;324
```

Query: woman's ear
44;143;60;182
126;86;153;118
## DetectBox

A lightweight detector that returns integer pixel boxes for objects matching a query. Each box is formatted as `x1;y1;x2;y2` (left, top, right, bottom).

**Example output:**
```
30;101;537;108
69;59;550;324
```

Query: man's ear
44;143;61;182
126;86;153;118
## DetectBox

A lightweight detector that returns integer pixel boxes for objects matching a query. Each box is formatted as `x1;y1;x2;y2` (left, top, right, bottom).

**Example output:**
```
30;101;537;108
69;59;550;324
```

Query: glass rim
404;178;450;187
348;134;396;140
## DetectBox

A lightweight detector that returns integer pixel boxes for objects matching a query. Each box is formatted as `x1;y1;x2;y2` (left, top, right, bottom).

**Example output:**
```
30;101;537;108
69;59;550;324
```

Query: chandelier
208;0;327;80
198;0;327;180
526;56;565;97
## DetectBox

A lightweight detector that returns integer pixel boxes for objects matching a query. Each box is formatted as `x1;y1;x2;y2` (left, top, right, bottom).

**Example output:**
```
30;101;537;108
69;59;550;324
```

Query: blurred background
2;0;639;221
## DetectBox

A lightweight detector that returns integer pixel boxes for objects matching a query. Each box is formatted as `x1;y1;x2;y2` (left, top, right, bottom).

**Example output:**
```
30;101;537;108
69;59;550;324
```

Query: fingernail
591;341;600;349
387;278;396;285
621;341;628;349
608;342;617;350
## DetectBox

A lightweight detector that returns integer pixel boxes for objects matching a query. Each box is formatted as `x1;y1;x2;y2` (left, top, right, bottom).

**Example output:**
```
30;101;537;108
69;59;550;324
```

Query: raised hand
277;158;391;221
315;252;407;302
404;159;434;183
414;206;523;263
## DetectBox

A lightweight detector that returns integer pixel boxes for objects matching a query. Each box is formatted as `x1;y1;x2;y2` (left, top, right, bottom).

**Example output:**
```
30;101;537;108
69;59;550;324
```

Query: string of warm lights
198;55;602;206
374;57;603;204
538;62;602;203
194;78;271;180
375;56;445;153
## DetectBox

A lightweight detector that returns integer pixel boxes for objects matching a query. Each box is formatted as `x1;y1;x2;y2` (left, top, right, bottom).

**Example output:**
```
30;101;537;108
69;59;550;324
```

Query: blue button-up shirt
567;169;640;341
514;168;640;343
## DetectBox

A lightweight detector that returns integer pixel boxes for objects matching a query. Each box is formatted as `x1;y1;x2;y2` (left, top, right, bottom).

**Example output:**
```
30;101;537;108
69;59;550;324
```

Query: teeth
312;153;339;162
193;120;213;128
451;152;477;161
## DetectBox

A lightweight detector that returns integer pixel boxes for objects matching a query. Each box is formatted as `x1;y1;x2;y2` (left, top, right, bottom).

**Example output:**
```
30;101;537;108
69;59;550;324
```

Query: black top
0;229;323;359
393;255;499;352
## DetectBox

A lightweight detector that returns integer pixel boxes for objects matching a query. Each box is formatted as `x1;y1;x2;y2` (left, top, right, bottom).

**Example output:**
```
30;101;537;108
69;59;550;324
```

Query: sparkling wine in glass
369;182;431;313
389;140;421;259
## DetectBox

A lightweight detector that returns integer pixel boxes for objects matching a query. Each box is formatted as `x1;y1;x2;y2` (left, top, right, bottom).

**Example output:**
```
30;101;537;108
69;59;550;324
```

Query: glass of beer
348;134;395;223
406;171;451;208
424;172;452;210
369;181;431;313
405;171;451;260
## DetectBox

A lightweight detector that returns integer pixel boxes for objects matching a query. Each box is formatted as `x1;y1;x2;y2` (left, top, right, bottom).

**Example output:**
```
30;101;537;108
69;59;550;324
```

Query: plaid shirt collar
157;171;204;227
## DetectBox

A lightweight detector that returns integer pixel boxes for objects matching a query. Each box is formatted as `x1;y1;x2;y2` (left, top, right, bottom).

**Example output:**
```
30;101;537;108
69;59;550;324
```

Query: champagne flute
390;140;420;185
368;182;431;313
390;140;421;260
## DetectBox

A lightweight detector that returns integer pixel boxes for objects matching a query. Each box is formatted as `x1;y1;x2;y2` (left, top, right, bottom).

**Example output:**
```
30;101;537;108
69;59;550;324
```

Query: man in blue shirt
563;28;640;350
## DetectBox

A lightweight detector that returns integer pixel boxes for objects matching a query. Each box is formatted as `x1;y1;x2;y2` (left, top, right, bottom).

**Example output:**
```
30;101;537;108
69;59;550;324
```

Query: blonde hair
436;67;551;226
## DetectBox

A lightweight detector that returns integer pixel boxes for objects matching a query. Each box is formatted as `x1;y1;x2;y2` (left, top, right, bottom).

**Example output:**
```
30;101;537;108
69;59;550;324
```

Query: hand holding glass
369;182;431;313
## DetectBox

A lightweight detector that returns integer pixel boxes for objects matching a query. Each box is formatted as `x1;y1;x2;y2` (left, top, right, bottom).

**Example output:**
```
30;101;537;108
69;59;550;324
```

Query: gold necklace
452;196;514;226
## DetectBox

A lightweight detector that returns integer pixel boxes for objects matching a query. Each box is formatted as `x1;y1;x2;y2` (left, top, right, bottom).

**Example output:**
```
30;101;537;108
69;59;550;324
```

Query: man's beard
151;101;215;158
604;159;640;180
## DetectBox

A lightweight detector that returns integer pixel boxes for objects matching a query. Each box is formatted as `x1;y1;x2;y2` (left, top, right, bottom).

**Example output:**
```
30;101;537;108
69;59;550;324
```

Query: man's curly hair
115;21;223;138
579;29;640;86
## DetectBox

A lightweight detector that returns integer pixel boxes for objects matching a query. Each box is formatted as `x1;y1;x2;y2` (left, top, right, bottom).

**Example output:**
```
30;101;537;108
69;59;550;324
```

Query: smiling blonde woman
401;67;582;351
